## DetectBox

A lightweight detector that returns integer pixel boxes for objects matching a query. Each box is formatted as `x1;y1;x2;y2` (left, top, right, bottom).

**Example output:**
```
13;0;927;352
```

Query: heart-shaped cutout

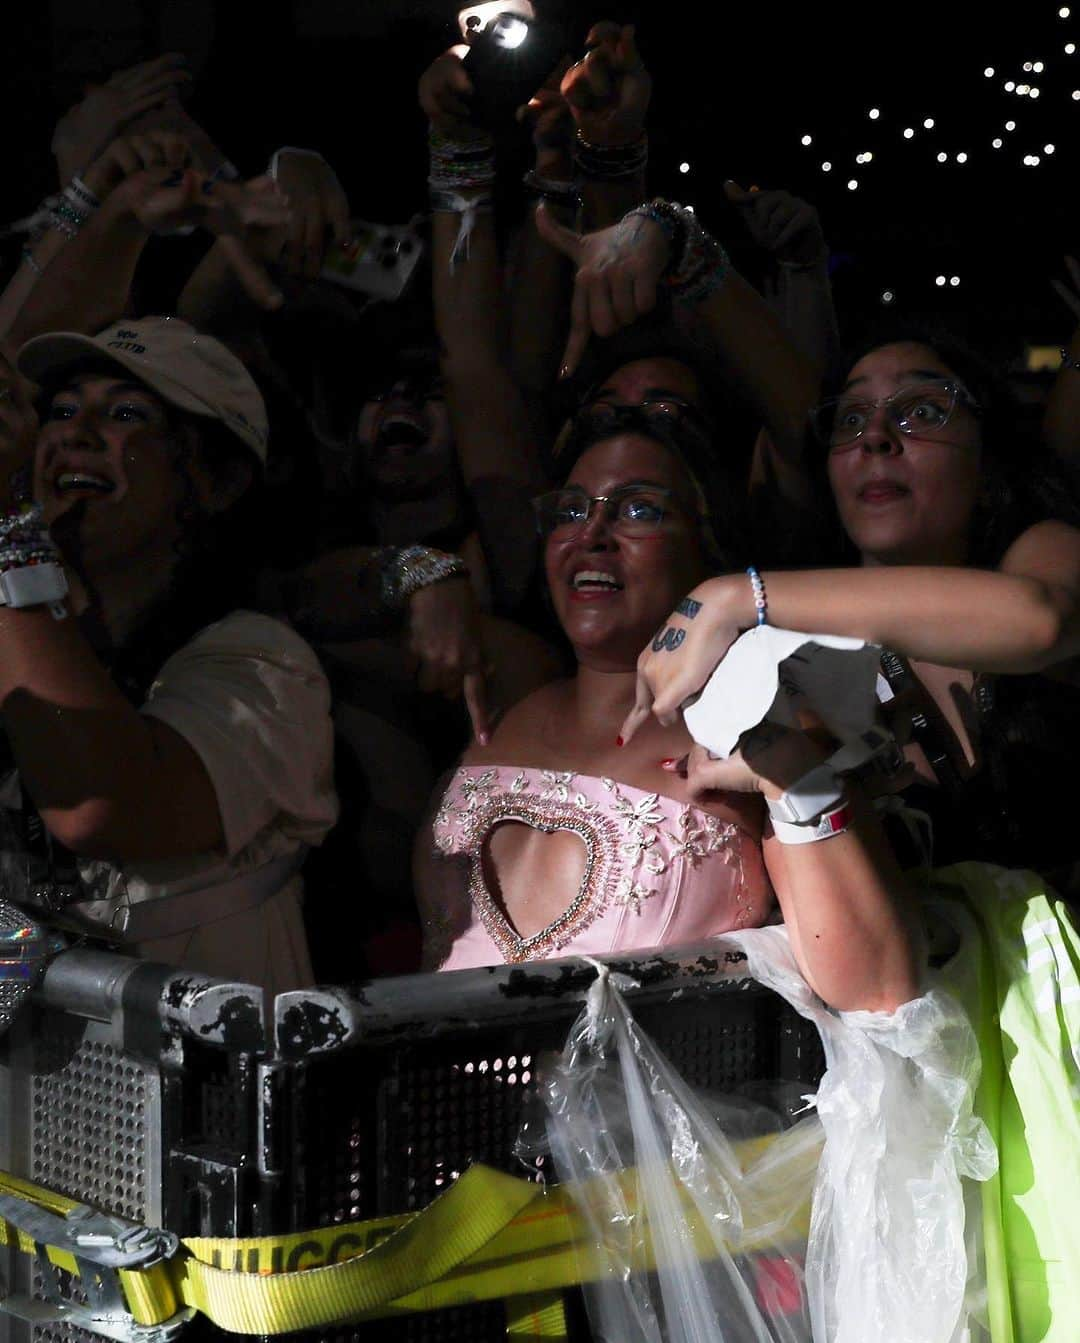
482;819;589;940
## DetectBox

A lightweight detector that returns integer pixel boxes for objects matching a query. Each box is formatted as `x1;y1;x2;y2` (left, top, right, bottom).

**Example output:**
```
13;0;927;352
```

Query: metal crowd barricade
0;942;826;1343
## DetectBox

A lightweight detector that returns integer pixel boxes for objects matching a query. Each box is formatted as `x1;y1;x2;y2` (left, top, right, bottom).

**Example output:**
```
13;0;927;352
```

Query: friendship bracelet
64;176;100;213
625;199;730;304
521;171;581;210
428;189;494;271
573;132;647;179
746;566;768;626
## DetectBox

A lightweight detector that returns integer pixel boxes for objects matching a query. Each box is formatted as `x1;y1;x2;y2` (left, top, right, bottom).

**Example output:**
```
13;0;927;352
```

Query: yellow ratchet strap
1;1136;809;1338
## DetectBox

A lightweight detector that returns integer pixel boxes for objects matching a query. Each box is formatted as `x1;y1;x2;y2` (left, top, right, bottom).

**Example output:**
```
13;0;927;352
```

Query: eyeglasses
575;395;711;438
810;379;980;450
532;484;675;539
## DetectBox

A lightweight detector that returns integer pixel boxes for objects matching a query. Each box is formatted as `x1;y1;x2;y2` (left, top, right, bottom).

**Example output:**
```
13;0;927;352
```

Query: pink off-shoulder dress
425;765;774;970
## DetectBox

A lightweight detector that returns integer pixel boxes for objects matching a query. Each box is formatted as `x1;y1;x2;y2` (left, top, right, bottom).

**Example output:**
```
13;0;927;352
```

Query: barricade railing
0;942;825;1343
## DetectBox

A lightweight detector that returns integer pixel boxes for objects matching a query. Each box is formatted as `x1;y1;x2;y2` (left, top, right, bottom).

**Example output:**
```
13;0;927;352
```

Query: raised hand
533;203;670;375
269;151;350;280
619;574;753;745
560;22;650;146
517;57;575;174
723;182;827;268
418;46;478;136
406;575;492;745
51;54;191;182
80;129;192;200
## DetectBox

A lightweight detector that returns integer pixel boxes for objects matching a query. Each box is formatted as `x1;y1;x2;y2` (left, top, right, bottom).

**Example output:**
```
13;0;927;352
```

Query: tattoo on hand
675;596;701;620
652;626;686;653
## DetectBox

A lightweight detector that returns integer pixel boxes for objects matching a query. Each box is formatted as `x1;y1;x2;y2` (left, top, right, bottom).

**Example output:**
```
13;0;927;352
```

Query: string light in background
903;127;915;138
881;289;895;303
868;107;880;119
800;134;812;145
678;161;690;173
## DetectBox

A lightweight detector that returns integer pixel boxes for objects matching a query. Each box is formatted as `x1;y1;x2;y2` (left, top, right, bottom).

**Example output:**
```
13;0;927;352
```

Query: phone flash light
491;14;529;48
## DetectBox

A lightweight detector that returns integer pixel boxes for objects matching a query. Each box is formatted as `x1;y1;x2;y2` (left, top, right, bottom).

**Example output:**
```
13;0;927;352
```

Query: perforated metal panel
30;1014;161;1224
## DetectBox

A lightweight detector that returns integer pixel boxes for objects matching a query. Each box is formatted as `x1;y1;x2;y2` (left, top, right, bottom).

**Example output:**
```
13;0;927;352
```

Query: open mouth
375;414;428;454
53;471;115;496
572;570;624;592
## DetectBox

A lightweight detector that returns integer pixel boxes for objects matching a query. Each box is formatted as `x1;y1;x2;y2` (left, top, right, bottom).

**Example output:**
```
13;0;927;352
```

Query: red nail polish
615;735;624;747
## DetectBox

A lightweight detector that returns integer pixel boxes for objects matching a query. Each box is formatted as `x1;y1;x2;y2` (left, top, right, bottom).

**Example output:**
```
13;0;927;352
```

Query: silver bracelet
379;546;468;609
1059;346;1080;372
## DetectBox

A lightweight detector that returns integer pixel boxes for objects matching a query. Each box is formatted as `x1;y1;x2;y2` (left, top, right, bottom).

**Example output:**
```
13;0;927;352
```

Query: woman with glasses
621;334;1080;886
415;407;921;1015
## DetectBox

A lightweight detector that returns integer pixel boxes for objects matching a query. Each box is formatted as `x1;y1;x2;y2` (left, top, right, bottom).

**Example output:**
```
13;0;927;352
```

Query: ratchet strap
0;1139;806;1339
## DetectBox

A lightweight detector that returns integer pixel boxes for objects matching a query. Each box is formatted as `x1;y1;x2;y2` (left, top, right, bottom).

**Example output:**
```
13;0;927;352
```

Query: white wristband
769;800;852;845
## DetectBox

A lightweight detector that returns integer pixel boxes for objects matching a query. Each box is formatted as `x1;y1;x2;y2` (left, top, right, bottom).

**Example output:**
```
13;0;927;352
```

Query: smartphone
461;10;566;128
320;220;424;301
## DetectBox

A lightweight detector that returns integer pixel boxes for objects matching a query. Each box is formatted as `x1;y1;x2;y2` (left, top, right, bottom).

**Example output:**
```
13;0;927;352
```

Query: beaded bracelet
1059;346;1080;373
625;199;730;304
573;132;647;179
746;566;768;626
428;129;496;192
64;176;100;213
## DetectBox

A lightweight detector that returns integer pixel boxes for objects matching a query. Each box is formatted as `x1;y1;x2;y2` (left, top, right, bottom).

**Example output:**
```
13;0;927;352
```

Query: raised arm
535;202;821;460
620;520;1080;742
420;47;543;612
4;141;289;347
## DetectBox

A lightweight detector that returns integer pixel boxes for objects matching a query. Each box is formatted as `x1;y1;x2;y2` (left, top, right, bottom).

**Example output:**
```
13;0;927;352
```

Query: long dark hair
822;326;1080;567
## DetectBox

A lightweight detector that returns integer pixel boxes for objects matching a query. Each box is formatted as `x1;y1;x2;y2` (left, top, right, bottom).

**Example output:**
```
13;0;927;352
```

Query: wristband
769;800;852;845
765;761;844;825
429;190;493;272
0;561;69;618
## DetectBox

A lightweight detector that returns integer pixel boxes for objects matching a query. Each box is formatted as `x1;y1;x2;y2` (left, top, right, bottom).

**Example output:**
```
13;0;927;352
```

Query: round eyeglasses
532;484;674;539
810;379;980;450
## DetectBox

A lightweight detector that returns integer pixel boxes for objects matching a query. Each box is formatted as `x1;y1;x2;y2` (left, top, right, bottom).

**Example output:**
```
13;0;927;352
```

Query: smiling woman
414;412;923;1014
0;317;337;993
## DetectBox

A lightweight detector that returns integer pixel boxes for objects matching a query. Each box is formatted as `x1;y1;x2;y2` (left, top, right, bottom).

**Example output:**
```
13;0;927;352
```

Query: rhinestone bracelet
379;545;469;609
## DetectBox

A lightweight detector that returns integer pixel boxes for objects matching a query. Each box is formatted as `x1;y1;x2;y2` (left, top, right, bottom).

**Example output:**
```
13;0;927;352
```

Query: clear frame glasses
810;379;980;450
532;484;674;539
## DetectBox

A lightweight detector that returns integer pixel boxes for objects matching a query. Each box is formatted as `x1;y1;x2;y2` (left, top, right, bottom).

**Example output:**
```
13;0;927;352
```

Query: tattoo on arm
675;596;702;620
652;626;686;653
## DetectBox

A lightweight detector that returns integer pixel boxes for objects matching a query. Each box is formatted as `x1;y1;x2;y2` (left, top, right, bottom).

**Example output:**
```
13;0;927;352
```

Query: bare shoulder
461;678;573;767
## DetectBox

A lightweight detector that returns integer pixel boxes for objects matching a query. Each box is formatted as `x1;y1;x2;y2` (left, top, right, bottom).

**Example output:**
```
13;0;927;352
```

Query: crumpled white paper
683;626;890;774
